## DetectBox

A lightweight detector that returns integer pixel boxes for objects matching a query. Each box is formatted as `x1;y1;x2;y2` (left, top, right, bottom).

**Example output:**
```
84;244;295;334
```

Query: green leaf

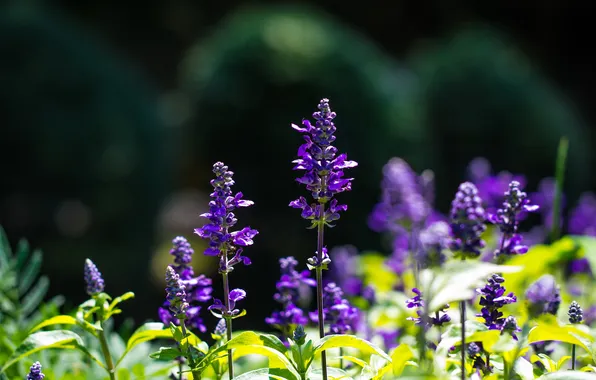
528;321;593;353
117;322;172;367
21;275;49;316
314;334;391;363
308;367;352;380
108;292;134;313
0;330;96;373
420;261;522;312
18;249;42;295
29;315;79;333
13;239;30;272
551;136;568;241
149;346;184;361
540;372;596;380
233;368;290;380
391;344;415;376
0;226;11;269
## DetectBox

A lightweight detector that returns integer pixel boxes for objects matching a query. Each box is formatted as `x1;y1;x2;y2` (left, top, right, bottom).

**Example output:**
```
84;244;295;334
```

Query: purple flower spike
449;182;487;259
165;266;189;319
309;282;360;335
209;288;246;318
405;288;450;327
525;274;561;318
159;237;212;332
290;99;357;230
195;162;258;273
84;259;105;296
27;362;45;380
266;256;315;340
476;274;517;330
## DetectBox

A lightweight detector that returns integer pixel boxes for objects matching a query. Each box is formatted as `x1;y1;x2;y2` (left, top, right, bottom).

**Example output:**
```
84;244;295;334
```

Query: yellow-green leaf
314;334;391;363
391;344;415;376
529;322;593;353
29;315;78;333
116;322;173;367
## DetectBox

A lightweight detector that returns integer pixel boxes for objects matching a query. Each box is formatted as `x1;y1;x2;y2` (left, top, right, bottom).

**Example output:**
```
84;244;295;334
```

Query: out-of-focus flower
525;275;561;318
310;282;360;334
84;259;105;296
569;192;596;236
405;288;450;327
449;182;486;259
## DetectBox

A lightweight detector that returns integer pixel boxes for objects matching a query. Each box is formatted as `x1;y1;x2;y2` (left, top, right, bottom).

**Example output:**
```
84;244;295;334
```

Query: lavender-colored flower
467;158;526;215
569;192;596;236
84;259;105;296
209;288;246;318
489;181;539;261
159;237;213;332
502;316;521;340
417;221;450;268
293;325;307;345
26;362;45;380
531;178;565;231
327;245;374;301
449;182;487;259
289;99;357;229
476;274;517;330
195;162;258;273
569;301;583;324
266;257;315;339
583;305;596;326
165;266;189;319
310;282;360;335
368;158;430;233
405;288;450;327
213;318;227;340
467;343;487;372
525;275;561;318
377;329;400;351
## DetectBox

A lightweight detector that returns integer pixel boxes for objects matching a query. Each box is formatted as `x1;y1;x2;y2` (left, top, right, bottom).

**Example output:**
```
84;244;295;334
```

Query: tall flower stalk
195;162;258;380
449;182;487;380
290;98;357;379
568;301;583;370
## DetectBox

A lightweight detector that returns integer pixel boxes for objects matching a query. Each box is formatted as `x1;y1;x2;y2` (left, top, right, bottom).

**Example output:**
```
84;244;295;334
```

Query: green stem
222;271;234;380
98;322;116;380
180;321;202;379
339;347;343;370
316;202;328;380
572;344;576;370
179;361;183;380
460;301;466;380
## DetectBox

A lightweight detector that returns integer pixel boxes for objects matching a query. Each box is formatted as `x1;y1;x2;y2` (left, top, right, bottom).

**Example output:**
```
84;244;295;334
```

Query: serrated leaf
0;226;12;269
21;275;49;316
420;261;522;312
18;249;43;295
0;330;98;373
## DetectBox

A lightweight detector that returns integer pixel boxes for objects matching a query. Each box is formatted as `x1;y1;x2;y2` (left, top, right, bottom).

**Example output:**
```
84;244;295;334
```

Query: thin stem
572;344;576;370
460;301;466;380
178;361;183;380
316;201;328;380
222;271;234;380
485;352;490;371
339;347;344;370
98;322;116;380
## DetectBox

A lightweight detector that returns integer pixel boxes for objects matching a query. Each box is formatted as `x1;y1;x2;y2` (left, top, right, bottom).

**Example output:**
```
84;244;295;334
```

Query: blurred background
1;1;595;333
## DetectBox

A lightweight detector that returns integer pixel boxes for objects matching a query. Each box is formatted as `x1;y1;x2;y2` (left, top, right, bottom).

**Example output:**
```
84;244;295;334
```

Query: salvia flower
489;181;539;260
266;257;315;339
327;245;373;300
449;182;487;259
212;318;227;340
293;325;307;345
569;192;596;236
569;301;583;324
26;362;45;380
476;274;517;330
84;259;105;296
165;266;189;319
310;282;360;334
467;343;488;373
368;157;430;233
209;288;246;318
158;237;213;332
405;288;450;327
195;162;257;273
502;315;521;340
289;98;357;229
525;274;561;318
417;221;450;268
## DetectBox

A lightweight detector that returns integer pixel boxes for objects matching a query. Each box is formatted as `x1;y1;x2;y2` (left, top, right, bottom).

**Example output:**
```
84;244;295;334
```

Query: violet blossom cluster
26;362;45;380
310;282;360;334
476;274;517;330
84;259;105;296
265;256;316;339
525;274;561;318
195;162;258;273
289;98;357;231
158;237;213;333
488;181;539;261
405;288;450;327
165;266;189;320
449;182;487;259
327;245;375;303
208;289;247;319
